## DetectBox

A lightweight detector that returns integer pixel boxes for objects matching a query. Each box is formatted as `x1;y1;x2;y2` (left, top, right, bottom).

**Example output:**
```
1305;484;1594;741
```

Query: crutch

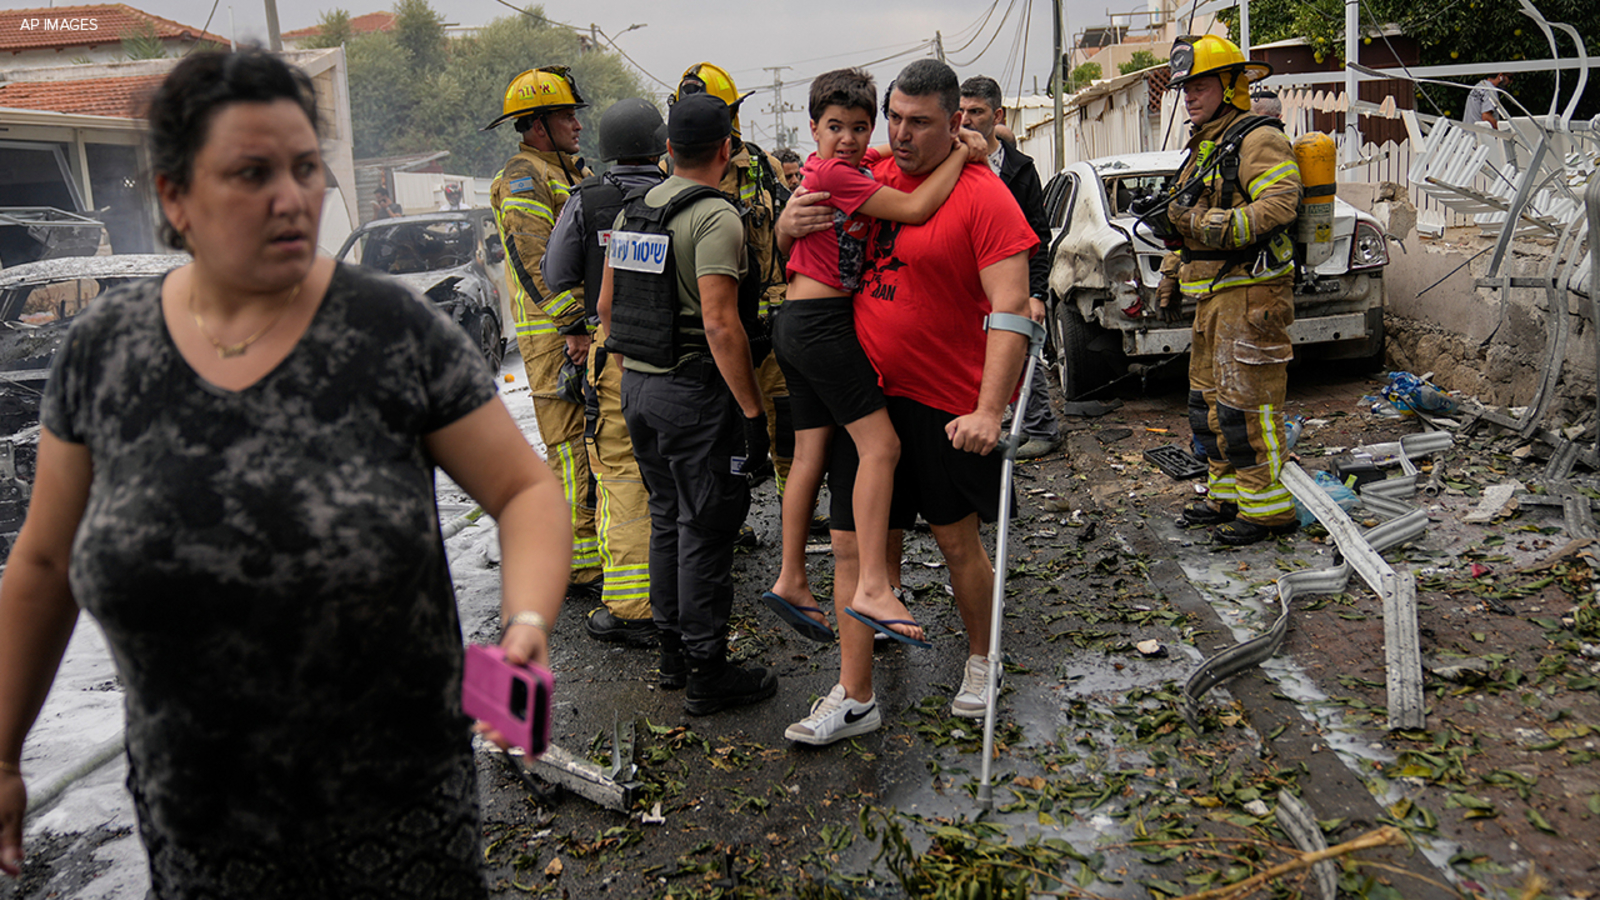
976;312;1047;811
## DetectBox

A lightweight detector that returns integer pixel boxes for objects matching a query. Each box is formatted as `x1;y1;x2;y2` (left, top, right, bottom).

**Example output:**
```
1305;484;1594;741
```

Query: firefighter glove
1157;275;1182;323
1166;194;1207;235
1195;207;1233;248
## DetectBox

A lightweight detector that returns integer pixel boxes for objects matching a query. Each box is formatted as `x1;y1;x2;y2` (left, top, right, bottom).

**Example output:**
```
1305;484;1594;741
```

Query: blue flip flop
760;591;835;642
844;608;932;649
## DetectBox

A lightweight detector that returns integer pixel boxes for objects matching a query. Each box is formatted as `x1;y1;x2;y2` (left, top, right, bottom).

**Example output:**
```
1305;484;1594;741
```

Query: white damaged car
1043;150;1389;398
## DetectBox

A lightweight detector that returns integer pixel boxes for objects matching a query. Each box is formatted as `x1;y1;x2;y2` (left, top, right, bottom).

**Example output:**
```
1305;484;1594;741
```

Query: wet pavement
7;365;1599;899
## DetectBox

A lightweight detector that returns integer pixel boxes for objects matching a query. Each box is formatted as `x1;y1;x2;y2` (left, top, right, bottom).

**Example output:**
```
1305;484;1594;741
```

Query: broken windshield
351;220;475;275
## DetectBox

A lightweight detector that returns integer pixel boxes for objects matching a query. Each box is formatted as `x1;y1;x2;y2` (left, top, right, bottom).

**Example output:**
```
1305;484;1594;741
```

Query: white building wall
0;38;210;68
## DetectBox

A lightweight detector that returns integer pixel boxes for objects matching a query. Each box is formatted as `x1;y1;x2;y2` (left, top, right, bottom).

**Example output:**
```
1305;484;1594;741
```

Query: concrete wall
1339;181;1597;427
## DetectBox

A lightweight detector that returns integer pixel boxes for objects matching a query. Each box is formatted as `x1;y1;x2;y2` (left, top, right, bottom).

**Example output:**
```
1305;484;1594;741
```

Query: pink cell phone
462;644;554;756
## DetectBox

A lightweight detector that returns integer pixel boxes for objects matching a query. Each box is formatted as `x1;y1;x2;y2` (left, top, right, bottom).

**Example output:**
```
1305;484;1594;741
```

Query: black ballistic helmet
598;98;668;162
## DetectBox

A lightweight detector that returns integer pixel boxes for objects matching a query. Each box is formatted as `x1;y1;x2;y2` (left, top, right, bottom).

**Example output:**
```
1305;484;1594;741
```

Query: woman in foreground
0;50;569;898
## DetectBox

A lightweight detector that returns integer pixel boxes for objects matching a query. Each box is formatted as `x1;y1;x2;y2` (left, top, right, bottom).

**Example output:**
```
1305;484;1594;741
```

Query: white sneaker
951;654;998;719
784;684;880;745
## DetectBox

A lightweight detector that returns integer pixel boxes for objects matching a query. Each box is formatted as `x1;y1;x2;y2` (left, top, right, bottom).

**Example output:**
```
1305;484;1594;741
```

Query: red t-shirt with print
853;157;1038;417
785;150;885;293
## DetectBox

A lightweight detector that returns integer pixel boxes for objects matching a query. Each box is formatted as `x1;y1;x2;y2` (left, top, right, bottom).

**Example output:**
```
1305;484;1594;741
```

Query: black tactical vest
605;183;732;369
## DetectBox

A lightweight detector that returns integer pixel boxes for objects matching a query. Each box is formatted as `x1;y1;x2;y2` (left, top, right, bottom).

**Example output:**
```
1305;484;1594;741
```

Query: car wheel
1048;297;1121;400
476;312;505;371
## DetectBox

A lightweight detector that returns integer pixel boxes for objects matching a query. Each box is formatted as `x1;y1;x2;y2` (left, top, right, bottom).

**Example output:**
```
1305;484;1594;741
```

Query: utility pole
935;31;946;63
263;0;281;51
1052;0;1065;172
762;66;799;150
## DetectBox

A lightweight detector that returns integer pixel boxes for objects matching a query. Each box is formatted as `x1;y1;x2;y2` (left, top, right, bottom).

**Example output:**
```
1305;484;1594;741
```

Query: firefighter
485;66;603;593
541;98;668;647
672;63;793;501
1159;35;1303;546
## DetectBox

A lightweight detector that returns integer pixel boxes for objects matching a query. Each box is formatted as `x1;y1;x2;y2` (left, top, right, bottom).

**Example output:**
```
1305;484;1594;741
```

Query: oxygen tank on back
1293;132;1337;267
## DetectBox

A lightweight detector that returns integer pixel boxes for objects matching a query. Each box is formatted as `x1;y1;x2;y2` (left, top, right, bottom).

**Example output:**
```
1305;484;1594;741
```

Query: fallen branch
1515;538;1594;573
1356;860;1470;896
1173;826;1406;900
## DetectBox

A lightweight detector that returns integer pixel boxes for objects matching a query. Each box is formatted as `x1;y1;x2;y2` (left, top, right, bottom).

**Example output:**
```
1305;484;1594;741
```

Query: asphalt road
8;365;1597;899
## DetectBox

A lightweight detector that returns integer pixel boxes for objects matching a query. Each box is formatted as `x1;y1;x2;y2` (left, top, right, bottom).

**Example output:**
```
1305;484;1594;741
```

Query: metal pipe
1240;0;1251;59
1590;168;1600;456
1343;0;1360;165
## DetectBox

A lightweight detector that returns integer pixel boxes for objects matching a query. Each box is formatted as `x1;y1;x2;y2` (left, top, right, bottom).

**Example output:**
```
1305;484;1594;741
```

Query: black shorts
828;395;1003;531
772;297;886;431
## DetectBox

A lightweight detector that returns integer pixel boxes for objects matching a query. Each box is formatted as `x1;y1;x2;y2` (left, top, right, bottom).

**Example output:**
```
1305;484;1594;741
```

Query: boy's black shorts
772;297;887;432
828;395;1003;532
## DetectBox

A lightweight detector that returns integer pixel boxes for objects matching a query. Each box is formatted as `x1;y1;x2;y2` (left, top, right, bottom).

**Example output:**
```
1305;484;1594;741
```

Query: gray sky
127;0;1122;146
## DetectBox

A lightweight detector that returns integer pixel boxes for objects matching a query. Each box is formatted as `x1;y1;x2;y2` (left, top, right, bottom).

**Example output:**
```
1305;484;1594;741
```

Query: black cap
667;93;731;146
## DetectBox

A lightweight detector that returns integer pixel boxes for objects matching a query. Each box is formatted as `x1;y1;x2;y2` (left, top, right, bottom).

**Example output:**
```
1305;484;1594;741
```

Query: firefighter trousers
518;327;602;583
1188;281;1297;526
756;349;793;491
585;331;652;621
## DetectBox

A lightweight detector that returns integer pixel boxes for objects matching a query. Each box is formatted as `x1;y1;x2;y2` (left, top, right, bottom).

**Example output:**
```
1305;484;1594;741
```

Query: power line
1004;0;1034;101
947;0;1005;43
185;0;223;55
945;0;1007;56
489;0;673;90
773;41;938;98
948;0;1024;69
1359;1;1448;117
727;39;932;77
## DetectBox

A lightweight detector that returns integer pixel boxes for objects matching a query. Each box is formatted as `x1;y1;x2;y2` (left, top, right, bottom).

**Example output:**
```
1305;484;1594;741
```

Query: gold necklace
189;282;301;359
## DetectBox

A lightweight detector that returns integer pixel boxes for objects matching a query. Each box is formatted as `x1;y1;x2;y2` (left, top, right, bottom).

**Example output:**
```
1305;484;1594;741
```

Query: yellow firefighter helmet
483;65;588;131
1168;35;1273;112
673;62;754;138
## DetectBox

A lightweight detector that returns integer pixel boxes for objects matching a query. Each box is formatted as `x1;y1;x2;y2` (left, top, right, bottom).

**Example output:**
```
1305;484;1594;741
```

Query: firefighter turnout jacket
491;143;593;337
1163;108;1302;298
720;143;788;317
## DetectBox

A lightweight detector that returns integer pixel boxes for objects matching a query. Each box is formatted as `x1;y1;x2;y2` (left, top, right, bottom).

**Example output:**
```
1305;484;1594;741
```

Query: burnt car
0;253;189;397
335;210;507;370
1043;150;1390;398
0;253;189;556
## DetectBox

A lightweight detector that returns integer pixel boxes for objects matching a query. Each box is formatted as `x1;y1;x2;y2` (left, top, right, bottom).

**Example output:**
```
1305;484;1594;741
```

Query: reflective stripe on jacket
490;144;591;332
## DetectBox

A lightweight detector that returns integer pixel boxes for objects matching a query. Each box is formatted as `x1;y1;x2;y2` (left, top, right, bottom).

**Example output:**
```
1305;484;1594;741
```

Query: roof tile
282;11;397;40
0;71;164;117
0;4;227;53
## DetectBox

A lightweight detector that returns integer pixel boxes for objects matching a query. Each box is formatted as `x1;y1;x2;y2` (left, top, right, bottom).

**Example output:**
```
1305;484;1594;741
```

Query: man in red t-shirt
778;59;1037;745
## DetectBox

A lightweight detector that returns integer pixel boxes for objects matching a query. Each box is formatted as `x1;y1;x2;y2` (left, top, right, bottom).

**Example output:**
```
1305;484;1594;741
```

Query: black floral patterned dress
41;263;498;899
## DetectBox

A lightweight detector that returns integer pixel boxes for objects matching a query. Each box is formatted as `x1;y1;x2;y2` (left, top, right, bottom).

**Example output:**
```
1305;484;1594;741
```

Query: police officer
672;63;792;497
1159;35;1303;545
542;99;668;646
597;94;777;715
485;66;603;593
